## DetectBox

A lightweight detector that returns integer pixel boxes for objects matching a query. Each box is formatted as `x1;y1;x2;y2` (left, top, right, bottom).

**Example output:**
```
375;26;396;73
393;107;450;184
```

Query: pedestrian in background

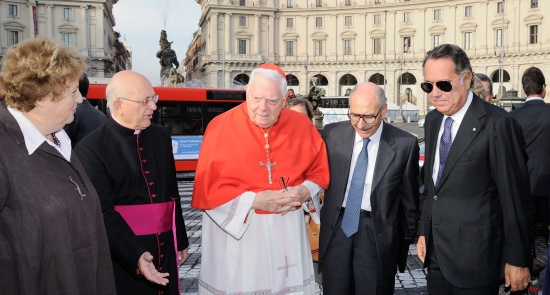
510;67;550;291
192;63;329;295
65;72;107;147
320;82;419;295
287;97;314;120
476;73;494;103
416;44;531;294
0;37;115;294
75;70;189;295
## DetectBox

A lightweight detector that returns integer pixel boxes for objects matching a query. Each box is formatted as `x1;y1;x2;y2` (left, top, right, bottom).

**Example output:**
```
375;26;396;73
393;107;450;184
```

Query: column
331;71;338;96
211;13;218;55
225;13;231;54
255;15;261;55
27;3;34;37
46;4;53;37
268;15;274;60
80;6;87;49
95;7;104;49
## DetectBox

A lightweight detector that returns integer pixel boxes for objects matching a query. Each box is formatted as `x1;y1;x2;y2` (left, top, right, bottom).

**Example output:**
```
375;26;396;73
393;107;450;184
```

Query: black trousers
427;230;499;295
322;209;394;295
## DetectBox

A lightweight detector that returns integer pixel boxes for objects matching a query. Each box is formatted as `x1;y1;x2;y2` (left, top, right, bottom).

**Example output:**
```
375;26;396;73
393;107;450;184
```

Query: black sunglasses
420;80;455;94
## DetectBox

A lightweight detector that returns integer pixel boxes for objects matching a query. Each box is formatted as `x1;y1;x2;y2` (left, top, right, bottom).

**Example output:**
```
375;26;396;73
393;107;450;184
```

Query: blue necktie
341;138;370;238
435;117;453;188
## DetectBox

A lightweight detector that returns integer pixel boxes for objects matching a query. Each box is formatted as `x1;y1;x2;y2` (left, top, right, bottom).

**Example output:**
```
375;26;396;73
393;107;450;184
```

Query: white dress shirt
8;106;72;161
342;122;384;212
431;91;473;185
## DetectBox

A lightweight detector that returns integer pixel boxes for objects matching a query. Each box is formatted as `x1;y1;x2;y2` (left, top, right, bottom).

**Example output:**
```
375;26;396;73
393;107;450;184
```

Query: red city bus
86;84;246;172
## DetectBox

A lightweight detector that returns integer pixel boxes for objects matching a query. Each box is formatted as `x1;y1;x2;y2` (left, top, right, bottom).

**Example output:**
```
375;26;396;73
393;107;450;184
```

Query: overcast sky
113;0;201;86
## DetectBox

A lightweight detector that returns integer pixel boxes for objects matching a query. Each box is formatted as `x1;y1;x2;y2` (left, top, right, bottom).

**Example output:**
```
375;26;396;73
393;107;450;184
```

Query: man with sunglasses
75;71;190;295
416;44;531;294
319;82;419;294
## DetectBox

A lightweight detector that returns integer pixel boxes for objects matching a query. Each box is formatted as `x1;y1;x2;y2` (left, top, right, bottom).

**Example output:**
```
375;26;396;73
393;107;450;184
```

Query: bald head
348;82;387;138
106;71;152;109
106;70;157;130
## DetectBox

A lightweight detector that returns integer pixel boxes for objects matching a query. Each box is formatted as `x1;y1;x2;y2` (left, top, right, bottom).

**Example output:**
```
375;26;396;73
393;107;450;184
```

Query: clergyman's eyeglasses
118;95;159;107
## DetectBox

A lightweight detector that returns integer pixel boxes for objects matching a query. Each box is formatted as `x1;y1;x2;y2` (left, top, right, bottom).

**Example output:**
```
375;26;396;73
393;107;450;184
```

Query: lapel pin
473;128;477;132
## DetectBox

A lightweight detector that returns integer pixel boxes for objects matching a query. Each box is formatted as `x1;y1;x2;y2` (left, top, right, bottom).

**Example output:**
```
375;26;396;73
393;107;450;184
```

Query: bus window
86;84;246;172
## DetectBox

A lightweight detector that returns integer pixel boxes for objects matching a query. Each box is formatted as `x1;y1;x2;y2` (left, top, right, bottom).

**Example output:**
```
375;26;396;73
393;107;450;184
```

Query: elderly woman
0;38;115;294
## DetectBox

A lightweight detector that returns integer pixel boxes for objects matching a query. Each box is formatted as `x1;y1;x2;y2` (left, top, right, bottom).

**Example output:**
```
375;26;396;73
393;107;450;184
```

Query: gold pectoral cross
260;160;276;184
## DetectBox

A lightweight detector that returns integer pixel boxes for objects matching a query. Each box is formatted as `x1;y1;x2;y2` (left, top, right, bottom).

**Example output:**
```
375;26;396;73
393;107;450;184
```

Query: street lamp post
498;0;505;99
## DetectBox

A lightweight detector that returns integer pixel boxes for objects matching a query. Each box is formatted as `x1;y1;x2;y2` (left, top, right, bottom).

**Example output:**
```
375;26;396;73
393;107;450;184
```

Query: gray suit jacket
319;121;419;277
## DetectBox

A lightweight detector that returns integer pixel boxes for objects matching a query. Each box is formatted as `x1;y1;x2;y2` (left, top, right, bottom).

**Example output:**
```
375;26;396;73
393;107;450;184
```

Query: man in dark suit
416;44;532;294
319;82;419;294
510;67;549;278
65;73;107;147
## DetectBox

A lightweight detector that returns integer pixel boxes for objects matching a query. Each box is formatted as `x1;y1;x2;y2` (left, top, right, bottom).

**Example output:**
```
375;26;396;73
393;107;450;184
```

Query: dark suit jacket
65;99;107;148
418;95;532;288
319;121;419;277
509;99;550;198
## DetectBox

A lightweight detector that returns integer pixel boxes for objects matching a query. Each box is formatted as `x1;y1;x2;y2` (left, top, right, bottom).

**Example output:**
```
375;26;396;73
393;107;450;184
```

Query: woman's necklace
51;132;60;147
259;126;276;184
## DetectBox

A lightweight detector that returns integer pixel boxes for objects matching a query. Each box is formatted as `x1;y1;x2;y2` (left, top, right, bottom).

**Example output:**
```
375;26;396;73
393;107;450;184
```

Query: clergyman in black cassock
75;71;189;295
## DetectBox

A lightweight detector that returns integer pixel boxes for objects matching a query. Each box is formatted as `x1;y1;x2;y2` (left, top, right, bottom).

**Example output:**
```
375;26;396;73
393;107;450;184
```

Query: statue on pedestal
156;30;183;86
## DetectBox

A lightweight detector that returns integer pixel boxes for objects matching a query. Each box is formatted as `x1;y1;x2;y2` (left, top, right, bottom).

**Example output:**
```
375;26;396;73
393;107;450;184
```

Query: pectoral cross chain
260;160;276;184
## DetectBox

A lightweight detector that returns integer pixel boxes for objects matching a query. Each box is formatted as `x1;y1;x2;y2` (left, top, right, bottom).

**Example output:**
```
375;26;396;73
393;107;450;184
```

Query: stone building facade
191;0;549;114
0;0;129;78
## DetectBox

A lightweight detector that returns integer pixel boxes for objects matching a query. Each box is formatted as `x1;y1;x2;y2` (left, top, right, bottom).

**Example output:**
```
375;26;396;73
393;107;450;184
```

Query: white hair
248;68;287;98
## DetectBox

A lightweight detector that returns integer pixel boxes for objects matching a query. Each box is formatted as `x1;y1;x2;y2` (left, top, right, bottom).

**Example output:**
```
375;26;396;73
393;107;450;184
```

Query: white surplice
198;186;321;295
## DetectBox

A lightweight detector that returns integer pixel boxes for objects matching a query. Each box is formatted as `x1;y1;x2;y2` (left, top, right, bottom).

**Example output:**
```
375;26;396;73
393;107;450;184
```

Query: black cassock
75;118;189;295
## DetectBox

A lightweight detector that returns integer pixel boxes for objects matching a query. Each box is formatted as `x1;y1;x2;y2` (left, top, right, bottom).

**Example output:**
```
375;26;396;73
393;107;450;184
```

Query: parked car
418;118;425;127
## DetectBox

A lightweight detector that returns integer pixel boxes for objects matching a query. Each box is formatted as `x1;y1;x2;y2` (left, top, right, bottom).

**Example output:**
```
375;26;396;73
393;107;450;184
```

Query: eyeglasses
348;105;384;124
118;95;159;107
420;79;457;94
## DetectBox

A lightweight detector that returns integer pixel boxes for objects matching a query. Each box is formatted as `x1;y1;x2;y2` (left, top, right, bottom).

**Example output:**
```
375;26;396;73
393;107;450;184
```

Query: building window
238;39;247;54
285;41;294;56
344;39;353;55
314;40;323;56
374;14;381;25
64;8;73;20
496;29;503;47
464;32;472;49
8;31;19;46
8;4;17;16
403;37;411;52
345;16;352;27
287;0;293;8
239;0;246;5
375;0;380;3
345;0;352;6
434;9;441;21
316;0;322;7
63;33;75;47
316;17;323;28
531;0;538;8
239;16;247;27
433;34;440;47
497;1;504;13
529;25;538;44
286;18;294;28
373;38;382;54
403;12;411;24
465;6;472;17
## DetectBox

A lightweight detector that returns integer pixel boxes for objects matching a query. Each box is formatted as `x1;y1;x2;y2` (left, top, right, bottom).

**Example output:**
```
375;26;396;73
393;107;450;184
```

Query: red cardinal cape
192;102;329;210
